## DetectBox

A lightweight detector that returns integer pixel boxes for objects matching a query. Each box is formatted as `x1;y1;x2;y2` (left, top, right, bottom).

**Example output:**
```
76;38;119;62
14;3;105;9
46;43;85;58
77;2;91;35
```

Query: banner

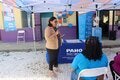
85;11;94;38
78;13;86;40
3;3;16;31
78;11;94;40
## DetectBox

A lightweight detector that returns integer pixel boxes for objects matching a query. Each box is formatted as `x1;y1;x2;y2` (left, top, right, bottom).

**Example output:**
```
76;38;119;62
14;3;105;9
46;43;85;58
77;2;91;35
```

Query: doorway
40;12;53;40
41;17;50;39
99;10;109;39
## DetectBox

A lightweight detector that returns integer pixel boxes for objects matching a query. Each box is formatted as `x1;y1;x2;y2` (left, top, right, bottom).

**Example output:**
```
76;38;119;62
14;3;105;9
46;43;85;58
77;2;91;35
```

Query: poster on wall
3;3;16;31
55;11;75;26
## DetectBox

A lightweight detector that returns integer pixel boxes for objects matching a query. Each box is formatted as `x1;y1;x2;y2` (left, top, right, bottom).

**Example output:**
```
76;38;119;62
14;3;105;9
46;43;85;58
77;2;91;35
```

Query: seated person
109;52;120;80
71;36;108;80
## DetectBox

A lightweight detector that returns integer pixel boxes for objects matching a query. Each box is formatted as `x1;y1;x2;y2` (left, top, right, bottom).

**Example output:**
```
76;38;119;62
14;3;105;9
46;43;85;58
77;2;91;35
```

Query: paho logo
66;49;83;53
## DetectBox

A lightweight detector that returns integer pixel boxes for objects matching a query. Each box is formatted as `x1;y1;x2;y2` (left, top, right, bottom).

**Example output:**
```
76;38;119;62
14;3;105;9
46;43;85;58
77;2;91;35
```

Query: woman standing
45;17;62;77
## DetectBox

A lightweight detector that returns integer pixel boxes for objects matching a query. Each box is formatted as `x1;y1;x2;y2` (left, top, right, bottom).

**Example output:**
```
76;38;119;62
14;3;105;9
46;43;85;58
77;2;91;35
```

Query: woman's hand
55;30;59;35
61;34;65;38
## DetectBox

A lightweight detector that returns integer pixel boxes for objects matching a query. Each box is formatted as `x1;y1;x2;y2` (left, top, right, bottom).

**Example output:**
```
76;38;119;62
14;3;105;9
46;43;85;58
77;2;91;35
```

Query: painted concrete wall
0;3;23;29
0;30;1;40
0;2;3;40
13;7;22;29
0;27;41;42
21;11;28;28
34;13;42;41
0;12;42;42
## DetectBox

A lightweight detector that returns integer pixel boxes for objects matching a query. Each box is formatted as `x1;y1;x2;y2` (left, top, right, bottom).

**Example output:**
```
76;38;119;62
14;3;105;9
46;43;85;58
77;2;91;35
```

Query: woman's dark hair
82;36;103;61
48;17;57;27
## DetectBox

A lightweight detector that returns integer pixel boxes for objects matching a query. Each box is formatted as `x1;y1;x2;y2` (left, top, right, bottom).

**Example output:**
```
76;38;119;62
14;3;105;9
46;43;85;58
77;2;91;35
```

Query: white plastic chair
113;71;120;80
17;30;25;43
77;67;108;80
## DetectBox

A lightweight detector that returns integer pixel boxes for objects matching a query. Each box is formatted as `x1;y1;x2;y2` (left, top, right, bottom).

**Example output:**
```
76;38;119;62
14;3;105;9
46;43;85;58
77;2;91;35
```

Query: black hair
82;36;103;61
48;17;57;27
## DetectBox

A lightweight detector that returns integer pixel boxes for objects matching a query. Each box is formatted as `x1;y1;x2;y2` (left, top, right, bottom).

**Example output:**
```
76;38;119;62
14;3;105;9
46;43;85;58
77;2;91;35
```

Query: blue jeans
71;70;78;80
46;48;59;71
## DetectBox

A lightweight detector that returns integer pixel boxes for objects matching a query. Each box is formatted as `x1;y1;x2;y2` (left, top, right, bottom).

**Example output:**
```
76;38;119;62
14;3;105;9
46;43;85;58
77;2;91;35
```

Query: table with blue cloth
46;39;85;64
58;39;85;63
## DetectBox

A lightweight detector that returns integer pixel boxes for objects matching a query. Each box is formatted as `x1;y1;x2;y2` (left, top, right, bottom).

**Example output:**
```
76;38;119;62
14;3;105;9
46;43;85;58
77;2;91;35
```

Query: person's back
112;53;120;75
71;36;108;80
72;53;108;80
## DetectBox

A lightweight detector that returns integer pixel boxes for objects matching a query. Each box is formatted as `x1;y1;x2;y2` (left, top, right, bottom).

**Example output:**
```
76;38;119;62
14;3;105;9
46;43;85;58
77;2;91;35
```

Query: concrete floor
0;39;120;52
0;48;119;80
0;39;120;80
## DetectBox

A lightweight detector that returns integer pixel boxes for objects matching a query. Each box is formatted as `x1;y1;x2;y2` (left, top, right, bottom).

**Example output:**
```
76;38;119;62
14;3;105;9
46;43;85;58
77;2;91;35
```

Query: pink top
112;53;120;75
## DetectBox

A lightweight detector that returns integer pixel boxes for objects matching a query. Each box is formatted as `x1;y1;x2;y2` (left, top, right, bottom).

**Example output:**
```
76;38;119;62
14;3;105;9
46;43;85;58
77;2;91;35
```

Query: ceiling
2;0;120;13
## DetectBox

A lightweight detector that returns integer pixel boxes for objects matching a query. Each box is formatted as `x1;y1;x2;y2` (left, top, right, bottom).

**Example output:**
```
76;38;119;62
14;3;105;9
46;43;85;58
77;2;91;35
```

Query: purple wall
1;30;17;42
0;13;42;42
59;25;119;40
1;28;32;42
0;29;1;40
34;13;40;25
34;13;77;40
0;27;41;42
34;13;42;41
34;26;42;41
58;26;77;39
24;28;33;42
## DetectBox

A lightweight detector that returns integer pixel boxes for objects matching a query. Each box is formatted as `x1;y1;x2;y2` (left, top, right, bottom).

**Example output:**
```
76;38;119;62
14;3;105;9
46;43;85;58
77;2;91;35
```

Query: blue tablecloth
58;39;85;63
46;39;85;64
